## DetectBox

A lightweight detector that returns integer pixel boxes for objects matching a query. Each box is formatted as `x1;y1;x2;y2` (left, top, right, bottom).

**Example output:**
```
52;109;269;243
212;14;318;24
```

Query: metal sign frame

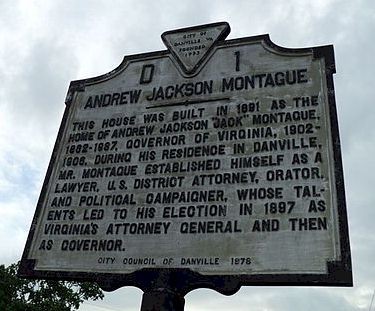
19;23;352;299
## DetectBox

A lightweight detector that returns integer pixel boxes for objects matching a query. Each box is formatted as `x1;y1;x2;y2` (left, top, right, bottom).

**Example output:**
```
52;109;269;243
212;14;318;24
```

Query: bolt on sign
19;22;352;296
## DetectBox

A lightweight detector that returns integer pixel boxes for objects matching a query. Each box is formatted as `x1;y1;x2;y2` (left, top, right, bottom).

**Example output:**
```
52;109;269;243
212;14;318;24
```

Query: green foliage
0;262;104;311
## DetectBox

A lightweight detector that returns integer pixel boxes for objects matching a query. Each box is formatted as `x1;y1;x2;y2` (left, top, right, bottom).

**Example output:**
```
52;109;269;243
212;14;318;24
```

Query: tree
0;261;104;311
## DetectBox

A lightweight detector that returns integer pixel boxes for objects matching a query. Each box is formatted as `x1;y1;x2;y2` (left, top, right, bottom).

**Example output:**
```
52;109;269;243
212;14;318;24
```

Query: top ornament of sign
161;22;230;74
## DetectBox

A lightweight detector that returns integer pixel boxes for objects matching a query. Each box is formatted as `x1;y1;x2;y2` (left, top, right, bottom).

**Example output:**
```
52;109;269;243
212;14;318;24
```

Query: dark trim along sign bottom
19;22;352;294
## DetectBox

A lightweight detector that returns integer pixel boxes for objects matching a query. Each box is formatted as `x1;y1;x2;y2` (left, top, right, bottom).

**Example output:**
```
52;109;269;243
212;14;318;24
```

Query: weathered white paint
27;31;340;276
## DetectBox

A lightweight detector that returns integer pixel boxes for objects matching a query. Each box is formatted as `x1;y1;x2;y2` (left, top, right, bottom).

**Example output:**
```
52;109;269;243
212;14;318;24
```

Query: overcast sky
0;0;374;310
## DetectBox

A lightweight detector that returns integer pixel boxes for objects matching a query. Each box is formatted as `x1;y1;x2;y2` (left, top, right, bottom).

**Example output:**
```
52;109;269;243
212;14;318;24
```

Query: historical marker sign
19;22;352;293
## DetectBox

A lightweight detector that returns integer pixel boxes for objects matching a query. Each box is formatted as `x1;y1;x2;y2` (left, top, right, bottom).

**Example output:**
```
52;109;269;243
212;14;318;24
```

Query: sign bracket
141;289;185;311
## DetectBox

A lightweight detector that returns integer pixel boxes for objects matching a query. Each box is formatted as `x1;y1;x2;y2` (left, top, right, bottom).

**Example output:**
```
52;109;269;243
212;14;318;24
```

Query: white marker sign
20;22;352;287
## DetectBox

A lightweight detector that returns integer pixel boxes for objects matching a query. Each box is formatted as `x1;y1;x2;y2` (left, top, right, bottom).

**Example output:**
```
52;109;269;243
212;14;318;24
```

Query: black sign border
19;27;353;295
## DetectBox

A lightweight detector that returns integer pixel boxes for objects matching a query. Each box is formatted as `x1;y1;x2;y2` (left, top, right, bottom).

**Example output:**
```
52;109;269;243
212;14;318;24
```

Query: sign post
19;22;352;310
